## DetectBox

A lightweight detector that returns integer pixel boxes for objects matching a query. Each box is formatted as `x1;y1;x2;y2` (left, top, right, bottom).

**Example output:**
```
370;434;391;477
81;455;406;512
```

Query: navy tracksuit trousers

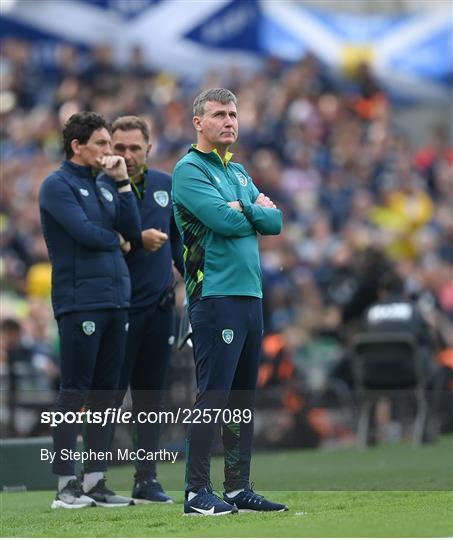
53;309;128;475
186;296;263;493
117;300;175;479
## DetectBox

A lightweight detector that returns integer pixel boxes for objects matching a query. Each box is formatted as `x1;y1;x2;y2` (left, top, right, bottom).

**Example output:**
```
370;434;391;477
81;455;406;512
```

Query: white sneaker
51;479;96;509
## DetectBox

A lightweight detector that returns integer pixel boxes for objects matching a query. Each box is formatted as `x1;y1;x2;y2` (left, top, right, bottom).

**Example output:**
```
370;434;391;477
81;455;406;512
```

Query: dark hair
62;111;110;159
0;318;21;333
193;88;237;116
111;115;150;143
379;272;405;296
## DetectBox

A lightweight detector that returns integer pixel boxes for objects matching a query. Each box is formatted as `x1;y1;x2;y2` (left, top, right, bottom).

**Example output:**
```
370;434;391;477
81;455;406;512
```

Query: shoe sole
133;498;174;504
183;510;237;517
92;501;134;508
51;500;96;509
237;507;289;513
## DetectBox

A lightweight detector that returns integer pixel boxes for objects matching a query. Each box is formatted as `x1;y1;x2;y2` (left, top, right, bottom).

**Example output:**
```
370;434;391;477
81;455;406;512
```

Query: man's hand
142;228;168;251
118;233;131;253
255;193;277;209
228;201;243;212
98;155;128;181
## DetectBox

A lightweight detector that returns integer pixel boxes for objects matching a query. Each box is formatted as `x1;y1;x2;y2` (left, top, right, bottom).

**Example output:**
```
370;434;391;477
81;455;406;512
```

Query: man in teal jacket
173;88;288;516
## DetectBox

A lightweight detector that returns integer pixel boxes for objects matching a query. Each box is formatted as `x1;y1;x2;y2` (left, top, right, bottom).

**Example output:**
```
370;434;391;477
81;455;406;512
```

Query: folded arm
172;162;255;237
40;178;120;250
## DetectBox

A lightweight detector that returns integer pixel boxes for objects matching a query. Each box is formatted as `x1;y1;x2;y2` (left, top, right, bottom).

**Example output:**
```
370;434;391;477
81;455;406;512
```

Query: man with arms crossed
39;111;139;508
103;115;184;503
172;88;288;516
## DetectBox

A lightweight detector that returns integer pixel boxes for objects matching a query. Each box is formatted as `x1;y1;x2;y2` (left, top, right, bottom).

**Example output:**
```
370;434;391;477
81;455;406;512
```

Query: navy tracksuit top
39;160;141;318
98;167;184;310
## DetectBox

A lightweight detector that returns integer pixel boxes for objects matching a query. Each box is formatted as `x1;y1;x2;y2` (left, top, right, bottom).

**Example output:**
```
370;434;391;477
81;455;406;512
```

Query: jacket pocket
75;276;114;305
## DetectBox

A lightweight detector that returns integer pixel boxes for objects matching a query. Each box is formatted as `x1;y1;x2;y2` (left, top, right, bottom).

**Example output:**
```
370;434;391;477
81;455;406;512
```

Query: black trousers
117;300;175;478
52;309;128;475
186;296;263;494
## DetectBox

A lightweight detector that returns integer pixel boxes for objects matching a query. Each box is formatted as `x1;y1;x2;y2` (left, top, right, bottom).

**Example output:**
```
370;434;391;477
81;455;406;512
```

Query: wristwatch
115;178;131;188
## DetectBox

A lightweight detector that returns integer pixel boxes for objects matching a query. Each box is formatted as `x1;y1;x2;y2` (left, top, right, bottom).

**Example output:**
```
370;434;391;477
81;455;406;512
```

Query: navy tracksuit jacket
39;159;141;475
40;160;140;317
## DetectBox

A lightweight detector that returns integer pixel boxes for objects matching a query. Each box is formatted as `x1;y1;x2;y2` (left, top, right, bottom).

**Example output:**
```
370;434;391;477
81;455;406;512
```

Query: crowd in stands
1;39;452;438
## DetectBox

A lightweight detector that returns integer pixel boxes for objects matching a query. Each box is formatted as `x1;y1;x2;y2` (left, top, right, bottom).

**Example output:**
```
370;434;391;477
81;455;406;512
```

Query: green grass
111;434;453;491
1;437;452;537
1;490;452;538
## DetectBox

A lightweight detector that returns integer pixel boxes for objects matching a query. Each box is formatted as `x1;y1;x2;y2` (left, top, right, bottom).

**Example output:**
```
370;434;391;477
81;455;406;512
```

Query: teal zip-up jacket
172;146;282;302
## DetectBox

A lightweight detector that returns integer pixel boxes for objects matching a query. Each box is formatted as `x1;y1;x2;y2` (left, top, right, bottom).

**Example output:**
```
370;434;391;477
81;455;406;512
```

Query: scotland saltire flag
260;3;452;102
1;0;450;101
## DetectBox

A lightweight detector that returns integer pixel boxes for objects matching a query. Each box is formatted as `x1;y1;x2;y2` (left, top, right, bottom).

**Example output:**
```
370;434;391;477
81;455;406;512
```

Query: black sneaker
132;478;174;504
224;488;288;512
51;479;96;509
184;488;238;516
84;478;134;507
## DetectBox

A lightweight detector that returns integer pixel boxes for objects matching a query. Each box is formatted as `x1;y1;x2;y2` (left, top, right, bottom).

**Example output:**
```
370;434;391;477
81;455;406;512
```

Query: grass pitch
1;436;452;537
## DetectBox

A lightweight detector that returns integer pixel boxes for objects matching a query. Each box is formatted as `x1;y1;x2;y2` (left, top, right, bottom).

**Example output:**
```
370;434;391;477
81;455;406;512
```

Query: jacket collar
62;160;96;180
189;145;233;166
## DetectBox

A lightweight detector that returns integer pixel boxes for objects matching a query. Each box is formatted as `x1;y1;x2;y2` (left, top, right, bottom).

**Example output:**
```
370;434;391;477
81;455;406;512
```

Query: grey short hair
193;88;237;116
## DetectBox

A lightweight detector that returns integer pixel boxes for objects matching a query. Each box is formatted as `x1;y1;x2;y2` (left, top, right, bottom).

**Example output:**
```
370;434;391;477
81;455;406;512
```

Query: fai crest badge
153;190;169;207
82;321;95;336
235;172;248;187
222;329;234;345
100;187;113;202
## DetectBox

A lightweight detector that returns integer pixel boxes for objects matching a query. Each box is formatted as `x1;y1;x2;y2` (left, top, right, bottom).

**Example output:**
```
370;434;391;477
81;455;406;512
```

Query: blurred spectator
342;247;394;327
81;44;122;97
1;317;58;393
364;272;443;378
358;271;444;442
352;61;389;121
